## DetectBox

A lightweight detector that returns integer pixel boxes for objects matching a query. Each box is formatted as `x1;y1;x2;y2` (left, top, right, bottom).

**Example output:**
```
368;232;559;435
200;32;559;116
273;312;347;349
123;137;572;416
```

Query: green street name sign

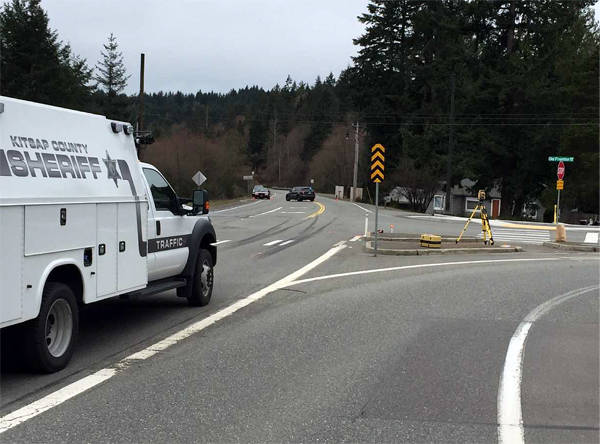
548;156;574;162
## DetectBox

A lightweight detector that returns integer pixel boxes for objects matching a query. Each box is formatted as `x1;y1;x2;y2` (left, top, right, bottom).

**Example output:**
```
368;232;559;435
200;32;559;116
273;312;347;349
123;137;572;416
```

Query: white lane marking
0;243;347;434
349;235;362;242
0;368;116;434
285;258;564;287
584;232;599;243
211;201;260;214
351;202;373;213
279;240;294;246
249;207;282;218
497;285;599;444
264;239;283;246
210;240;231;246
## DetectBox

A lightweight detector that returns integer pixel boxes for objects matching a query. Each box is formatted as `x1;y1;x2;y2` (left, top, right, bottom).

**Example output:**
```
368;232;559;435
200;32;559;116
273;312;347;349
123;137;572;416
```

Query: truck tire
187;249;214;306
24;282;79;373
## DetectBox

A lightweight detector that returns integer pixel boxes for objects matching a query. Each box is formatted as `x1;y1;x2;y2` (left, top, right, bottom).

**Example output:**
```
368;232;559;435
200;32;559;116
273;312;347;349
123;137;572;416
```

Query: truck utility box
0;96;217;372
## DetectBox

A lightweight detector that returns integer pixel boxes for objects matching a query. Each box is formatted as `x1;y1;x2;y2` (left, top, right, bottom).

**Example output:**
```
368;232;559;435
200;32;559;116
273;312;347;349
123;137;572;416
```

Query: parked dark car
286;186;315;202
252;185;271;199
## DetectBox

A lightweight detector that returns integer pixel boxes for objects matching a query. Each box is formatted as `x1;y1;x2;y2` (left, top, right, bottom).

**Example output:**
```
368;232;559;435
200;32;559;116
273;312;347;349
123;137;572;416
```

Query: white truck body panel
0;96;152;327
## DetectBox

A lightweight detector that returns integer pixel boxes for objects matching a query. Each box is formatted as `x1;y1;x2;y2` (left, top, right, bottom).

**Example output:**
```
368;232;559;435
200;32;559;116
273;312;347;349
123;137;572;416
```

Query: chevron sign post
370;143;385;183
370;143;385;256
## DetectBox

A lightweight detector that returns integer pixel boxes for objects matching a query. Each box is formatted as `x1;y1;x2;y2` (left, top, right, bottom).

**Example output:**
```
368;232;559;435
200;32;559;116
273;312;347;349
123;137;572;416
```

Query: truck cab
0;96;217;372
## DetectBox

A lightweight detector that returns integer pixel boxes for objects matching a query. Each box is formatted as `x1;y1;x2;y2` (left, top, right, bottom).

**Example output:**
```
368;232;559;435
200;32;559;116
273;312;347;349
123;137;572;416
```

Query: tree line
1;0;597;219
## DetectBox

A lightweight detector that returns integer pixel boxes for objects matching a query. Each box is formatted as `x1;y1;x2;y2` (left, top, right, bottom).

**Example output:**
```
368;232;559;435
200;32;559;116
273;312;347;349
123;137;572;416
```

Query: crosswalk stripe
487;234;547;238
492;230;549;236
478;228;550;244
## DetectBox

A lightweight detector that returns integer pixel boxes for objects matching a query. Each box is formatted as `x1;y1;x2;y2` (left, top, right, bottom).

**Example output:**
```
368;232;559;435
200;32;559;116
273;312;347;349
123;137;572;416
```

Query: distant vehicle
252;185;270;199
286;186;315;202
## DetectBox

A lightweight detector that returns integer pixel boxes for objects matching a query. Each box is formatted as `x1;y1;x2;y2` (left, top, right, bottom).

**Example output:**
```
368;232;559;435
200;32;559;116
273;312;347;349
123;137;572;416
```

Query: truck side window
142;168;178;213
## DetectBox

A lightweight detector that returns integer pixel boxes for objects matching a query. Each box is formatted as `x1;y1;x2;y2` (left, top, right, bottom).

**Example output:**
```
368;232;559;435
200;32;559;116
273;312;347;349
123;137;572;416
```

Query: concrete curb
543;241;599;252
364;240;522;256
365;234;480;243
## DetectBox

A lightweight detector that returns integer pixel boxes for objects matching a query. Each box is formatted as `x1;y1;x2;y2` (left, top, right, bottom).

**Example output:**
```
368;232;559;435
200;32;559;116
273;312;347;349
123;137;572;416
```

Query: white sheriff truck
0;96;217;372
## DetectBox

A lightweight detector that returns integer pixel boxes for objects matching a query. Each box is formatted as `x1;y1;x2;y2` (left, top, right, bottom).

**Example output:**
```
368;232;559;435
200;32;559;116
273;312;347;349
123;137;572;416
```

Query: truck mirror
193;189;209;215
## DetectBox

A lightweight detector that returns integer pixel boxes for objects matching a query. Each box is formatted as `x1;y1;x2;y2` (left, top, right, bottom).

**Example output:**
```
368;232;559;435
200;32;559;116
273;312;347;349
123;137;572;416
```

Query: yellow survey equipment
456;189;494;245
420;234;442;248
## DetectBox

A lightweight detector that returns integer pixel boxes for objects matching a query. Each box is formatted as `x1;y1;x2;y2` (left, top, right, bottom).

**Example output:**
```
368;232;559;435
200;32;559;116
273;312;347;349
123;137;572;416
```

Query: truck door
142;167;190;282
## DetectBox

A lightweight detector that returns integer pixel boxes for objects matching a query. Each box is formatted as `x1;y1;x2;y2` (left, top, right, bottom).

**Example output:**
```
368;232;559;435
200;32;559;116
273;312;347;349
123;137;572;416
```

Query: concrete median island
363;233;522;255
543;241;599;252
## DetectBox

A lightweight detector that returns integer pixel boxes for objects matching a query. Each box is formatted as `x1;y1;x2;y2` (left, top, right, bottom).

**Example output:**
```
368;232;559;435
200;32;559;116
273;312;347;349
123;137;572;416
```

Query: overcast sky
26;1;600;95
40;0;368;95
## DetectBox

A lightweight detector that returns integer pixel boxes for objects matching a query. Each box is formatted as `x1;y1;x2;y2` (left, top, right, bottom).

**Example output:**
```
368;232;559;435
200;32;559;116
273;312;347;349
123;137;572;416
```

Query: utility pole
273;115;279;185
352;121;359;201
205;104;209;131
445;72;455;214
137;53;145;132
137;53;145;158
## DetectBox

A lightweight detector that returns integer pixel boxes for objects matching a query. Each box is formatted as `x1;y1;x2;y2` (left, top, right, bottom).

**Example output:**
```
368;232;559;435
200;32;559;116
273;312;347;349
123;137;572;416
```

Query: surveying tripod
456;190;494;245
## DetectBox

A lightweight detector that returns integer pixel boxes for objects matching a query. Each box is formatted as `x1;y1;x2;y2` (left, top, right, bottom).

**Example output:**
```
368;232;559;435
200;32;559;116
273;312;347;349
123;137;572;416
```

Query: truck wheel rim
201;262;213;297
45;299;73;358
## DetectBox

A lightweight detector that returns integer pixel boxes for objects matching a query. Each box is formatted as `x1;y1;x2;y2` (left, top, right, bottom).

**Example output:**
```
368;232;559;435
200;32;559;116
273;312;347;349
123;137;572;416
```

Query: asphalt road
1;191;598;443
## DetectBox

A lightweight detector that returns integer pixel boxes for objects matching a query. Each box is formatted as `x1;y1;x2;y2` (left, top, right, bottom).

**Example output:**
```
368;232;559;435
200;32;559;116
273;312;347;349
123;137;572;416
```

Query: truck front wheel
25;282;79;373
187;249;214;306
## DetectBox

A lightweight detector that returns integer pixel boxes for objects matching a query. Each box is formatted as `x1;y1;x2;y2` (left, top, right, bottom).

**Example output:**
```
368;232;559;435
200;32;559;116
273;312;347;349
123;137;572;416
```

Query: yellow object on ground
420;234;442;248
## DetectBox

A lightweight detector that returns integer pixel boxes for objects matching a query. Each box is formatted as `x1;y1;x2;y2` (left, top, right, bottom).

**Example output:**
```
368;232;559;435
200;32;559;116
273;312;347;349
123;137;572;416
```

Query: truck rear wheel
187;249;214;306
25;282;79;373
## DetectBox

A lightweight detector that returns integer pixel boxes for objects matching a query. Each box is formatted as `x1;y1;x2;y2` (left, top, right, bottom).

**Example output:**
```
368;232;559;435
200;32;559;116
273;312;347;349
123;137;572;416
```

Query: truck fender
179;218;216;299
33;259;84;319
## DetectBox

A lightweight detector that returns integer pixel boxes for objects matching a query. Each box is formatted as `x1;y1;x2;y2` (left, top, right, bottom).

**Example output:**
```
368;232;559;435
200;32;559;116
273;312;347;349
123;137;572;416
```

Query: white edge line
0;369;116;433
351;202;373;213
496;285;599;444
284;258;562;287
0;243;347;434
249;207;282;218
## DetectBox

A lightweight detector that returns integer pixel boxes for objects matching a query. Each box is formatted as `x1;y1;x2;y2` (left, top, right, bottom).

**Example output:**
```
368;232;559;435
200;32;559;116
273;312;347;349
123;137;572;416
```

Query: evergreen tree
95;33;129;95
0;0;92;108
94;33;130;119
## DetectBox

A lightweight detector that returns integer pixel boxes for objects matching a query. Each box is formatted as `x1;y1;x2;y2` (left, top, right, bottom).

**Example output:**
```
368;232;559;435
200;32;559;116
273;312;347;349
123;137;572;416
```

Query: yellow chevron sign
370;144;385;183
371;151;384;162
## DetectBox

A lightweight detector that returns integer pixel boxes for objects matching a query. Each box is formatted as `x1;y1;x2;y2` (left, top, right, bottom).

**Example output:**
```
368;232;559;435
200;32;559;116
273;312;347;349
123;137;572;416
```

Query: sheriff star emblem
103;151;121;187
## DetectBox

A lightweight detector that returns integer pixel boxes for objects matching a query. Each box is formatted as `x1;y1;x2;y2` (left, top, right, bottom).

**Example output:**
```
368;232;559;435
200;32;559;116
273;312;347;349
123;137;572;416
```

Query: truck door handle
156;221;161;236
